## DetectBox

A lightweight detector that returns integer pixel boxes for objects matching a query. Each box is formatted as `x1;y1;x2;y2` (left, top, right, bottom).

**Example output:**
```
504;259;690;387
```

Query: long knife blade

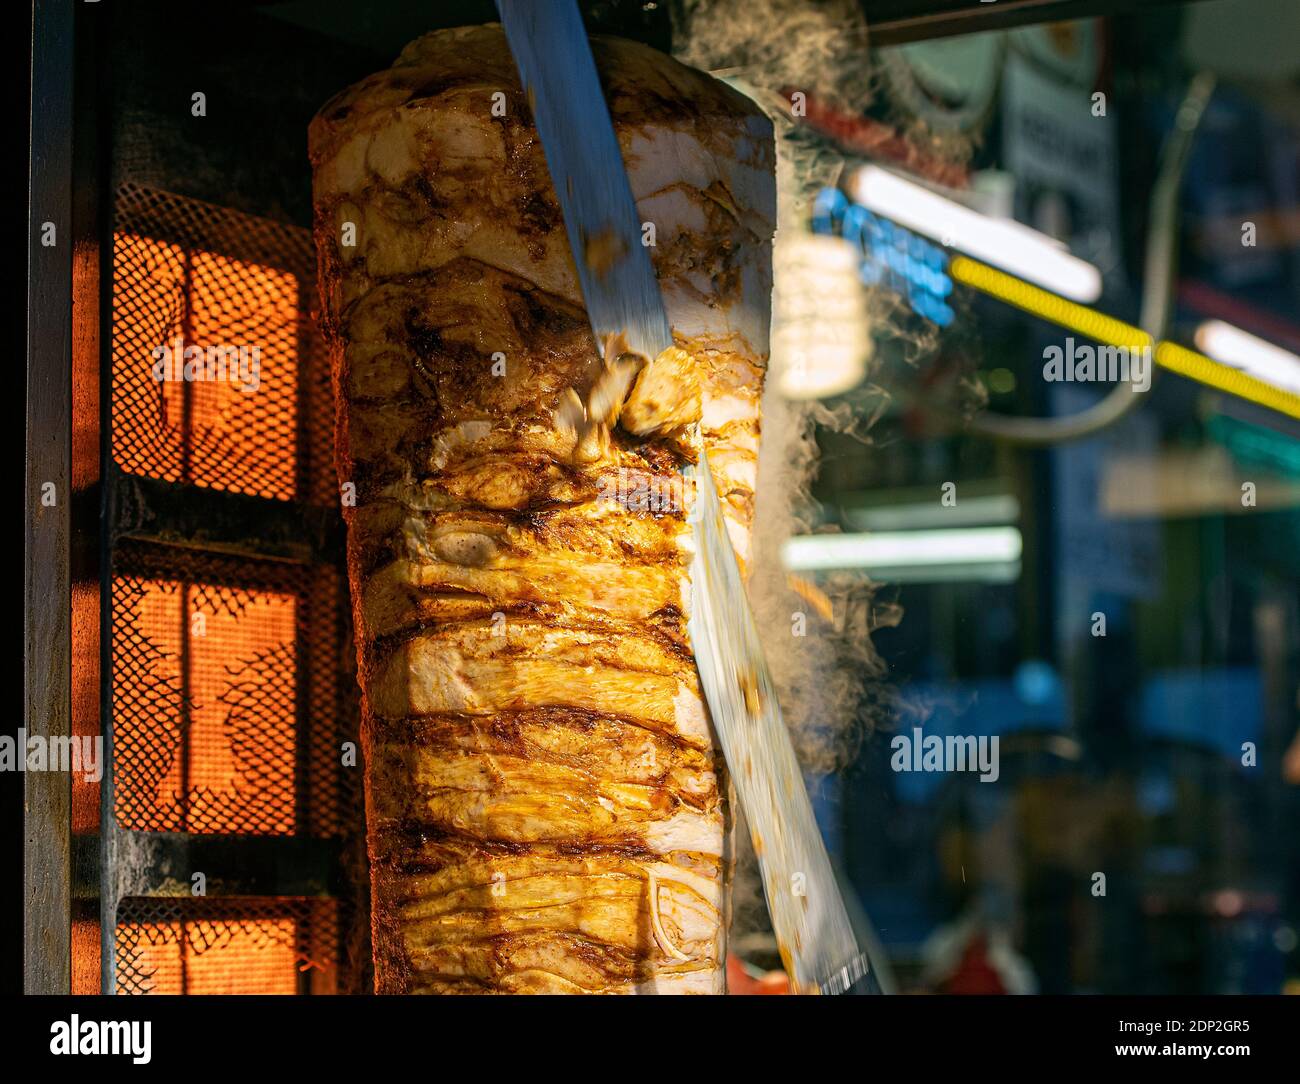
497;0;871;994
495;0;670;361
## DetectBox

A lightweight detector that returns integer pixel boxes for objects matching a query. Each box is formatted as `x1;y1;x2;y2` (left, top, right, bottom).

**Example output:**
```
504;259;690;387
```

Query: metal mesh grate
110;183;335;505
114;897;340;995
110;541;353;837
104;186;366;993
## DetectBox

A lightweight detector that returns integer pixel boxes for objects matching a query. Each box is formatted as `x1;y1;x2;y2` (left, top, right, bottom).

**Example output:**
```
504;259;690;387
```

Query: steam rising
671;0;906;960
672;0;873;111
673;0;874;218
674;0;900;761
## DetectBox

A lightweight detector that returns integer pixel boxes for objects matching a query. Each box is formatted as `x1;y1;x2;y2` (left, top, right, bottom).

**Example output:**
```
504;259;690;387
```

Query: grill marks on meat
311;24;774;994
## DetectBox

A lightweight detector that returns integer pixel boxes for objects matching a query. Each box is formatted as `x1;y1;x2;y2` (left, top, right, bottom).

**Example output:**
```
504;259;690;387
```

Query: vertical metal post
26;0;75;995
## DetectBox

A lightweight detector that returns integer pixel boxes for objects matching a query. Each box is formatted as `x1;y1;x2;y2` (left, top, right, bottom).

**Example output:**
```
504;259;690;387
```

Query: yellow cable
949;255;1300;421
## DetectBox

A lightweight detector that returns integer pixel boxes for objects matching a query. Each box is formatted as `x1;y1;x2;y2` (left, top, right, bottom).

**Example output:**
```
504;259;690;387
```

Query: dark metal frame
863;0;1210;46
88;0;367;990
93;236;351;981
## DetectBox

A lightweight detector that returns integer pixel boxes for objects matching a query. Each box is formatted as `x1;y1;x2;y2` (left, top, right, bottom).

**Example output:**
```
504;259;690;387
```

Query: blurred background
710;0;1300;995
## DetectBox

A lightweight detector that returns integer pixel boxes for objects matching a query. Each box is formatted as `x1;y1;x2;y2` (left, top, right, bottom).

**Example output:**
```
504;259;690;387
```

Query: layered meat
310;24;774;993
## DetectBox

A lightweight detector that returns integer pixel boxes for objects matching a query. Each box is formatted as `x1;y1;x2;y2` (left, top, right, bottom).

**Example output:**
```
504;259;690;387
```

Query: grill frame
96;184;367;991
114;895;342;996
27;0;381;995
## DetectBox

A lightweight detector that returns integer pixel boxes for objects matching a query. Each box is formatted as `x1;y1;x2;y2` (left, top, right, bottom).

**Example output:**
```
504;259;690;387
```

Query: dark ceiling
256;0;1207;60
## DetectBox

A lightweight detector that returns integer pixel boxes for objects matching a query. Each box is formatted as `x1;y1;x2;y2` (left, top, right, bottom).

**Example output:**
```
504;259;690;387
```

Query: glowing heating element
113;577;298;834
950;256;1300;420
111;233;300;499
851;166;1103;303
116;919;300;995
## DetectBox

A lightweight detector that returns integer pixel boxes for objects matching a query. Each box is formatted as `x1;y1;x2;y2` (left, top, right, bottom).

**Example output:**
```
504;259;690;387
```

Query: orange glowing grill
115;898;339;996
110;184;335;506
111;234;300;498
98;186;363;995
111;542;348;838
113;575;297;834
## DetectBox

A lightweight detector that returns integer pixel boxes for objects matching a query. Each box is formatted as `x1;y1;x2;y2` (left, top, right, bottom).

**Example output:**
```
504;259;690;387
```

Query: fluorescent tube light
843;494;1020;532
950;256;1300;420
850;166;1103;302
782;527;1023;582
1194;320;1300;396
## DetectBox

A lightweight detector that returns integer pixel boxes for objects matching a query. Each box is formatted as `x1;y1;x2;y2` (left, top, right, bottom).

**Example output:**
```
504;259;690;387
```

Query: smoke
748;396;903;769
671;0;873;111
671;0;967;371
670;0;910;961
672;0;875;221
673;1;908;762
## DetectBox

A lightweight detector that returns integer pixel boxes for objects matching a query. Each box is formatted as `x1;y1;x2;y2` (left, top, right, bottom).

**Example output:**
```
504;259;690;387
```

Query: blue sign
812;187;956;327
